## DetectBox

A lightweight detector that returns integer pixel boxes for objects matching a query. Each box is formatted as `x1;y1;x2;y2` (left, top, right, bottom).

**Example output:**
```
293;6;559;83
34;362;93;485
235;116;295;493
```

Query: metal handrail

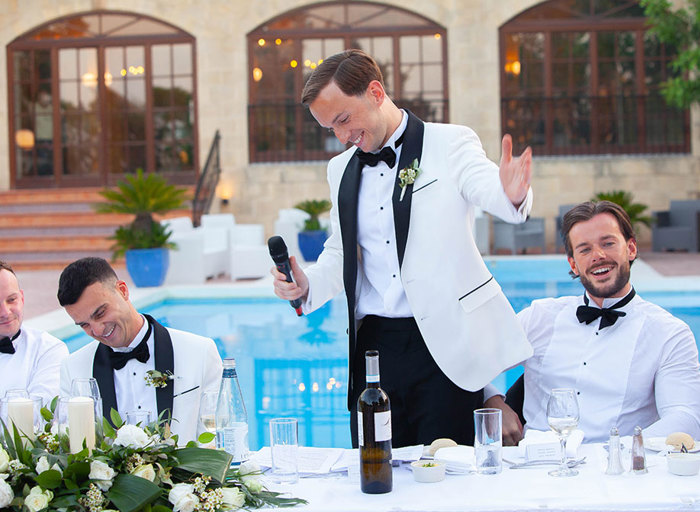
192;130;221;227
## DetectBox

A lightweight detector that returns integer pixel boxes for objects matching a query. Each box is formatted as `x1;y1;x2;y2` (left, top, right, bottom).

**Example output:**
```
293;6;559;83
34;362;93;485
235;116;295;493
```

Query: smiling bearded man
57;257;222;443
486;201;700;444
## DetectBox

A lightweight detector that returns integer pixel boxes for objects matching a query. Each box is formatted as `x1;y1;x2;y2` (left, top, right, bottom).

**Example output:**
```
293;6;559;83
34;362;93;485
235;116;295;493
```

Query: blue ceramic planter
298;230;328;262
125;248;170;287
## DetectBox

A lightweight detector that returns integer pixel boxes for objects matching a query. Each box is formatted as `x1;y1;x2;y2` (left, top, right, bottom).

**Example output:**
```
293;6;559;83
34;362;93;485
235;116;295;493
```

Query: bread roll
427;438;458;456
666;432;695;451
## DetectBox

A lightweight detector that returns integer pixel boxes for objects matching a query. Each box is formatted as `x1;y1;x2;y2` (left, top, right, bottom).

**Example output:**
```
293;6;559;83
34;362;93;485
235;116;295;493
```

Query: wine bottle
357;349;392;494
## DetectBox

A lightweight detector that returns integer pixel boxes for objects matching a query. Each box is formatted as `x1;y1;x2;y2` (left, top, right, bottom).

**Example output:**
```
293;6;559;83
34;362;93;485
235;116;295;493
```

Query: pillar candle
68;396;95;453
8;398;35;442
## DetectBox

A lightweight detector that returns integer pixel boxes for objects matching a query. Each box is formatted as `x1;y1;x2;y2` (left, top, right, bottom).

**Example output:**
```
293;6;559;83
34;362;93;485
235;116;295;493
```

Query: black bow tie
356;133;405;168
109;321;152;370
576;289;635;329
0;330;20;354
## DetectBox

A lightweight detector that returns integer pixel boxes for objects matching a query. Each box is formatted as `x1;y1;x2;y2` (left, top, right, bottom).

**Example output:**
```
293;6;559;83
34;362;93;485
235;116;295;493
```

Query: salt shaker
605;426;624;475
631;426;648;474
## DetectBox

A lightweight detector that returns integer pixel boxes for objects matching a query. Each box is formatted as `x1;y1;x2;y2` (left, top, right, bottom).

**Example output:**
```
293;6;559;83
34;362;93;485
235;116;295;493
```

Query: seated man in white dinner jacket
0;260;68;404
57;257;222;443
487;201;700;444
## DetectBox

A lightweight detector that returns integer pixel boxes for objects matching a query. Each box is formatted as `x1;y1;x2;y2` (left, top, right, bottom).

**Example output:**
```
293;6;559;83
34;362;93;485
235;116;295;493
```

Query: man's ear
567;255;580;277
116;280;129;301
366;80;385;105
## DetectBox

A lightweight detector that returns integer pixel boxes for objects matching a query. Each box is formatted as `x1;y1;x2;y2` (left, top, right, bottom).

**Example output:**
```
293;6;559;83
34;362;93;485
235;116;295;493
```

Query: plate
646;437;700;453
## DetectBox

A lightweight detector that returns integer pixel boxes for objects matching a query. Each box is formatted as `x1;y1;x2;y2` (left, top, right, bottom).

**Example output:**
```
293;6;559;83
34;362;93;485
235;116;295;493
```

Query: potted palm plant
95;169;189;287
294;199;331;262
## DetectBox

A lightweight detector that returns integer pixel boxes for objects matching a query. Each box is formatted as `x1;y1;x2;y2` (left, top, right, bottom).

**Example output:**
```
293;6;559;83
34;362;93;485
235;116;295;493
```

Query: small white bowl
411;460;446;483
667;453;700;476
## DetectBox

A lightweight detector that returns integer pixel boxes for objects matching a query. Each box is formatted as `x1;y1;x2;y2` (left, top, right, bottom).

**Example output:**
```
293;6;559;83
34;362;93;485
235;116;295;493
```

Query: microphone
268;236;303;316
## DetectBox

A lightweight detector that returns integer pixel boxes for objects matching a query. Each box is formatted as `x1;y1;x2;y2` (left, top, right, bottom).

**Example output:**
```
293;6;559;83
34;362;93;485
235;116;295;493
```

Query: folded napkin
518;429;584;461
434;445;474;474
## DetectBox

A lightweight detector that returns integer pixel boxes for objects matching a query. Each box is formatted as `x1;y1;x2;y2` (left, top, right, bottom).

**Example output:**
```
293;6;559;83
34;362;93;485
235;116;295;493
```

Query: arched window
247;1;447;163
500;0;688;156
8;11;197;188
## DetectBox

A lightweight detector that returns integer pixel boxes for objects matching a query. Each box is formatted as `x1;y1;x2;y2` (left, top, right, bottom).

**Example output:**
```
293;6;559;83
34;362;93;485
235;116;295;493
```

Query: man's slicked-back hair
57;257;118;306
301;49;384;106
0;260;16;276
561;200;636;261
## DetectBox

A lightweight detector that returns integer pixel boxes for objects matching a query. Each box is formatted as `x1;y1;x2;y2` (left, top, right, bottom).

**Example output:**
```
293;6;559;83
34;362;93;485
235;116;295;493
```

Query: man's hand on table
484;395;523;446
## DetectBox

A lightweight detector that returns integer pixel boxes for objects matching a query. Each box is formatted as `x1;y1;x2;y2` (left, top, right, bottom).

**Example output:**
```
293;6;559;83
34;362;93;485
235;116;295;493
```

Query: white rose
131;463;156;482
238;460;260;476
241;475;263;493
114;424;151;449
0;448;9;473
0;479;13;508
35;456;50;474
51;463;63;475
89;460;116;491
168;483;199;512
24;486;53;512
220;486;246;509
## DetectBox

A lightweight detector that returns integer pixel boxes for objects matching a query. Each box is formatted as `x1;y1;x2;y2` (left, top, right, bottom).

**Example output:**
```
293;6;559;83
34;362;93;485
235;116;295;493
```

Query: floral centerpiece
0;399;306;511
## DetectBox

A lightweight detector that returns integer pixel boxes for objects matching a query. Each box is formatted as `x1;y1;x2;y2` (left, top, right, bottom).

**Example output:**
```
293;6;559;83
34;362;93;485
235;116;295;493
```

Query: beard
578;260;631;300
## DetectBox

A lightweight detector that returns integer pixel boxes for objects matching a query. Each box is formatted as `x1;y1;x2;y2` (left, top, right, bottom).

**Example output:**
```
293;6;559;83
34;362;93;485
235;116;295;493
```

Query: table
265;444;700;511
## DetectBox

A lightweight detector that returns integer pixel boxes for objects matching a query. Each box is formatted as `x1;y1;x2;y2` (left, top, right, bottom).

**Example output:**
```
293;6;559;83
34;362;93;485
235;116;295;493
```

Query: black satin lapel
338;153;363;411
93;344;117;422
145;314;175;421
393;110;425;268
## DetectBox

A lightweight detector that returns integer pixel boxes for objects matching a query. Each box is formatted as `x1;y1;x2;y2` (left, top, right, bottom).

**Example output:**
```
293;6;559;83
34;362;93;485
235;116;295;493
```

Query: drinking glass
546;388;580;477
269;417;299;484
126;410;152;427
473;408;502;474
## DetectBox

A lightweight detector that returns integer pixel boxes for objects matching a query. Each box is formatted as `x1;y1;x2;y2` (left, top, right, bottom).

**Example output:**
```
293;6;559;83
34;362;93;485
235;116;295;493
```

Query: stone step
2;235;113;253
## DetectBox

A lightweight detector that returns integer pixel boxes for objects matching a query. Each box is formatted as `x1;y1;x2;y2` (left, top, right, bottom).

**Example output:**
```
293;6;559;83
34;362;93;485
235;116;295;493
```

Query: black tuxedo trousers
349;315;483;448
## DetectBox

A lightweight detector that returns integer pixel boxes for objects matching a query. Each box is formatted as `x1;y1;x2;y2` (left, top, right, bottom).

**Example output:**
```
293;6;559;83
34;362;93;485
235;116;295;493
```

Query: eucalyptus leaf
107;473;162;512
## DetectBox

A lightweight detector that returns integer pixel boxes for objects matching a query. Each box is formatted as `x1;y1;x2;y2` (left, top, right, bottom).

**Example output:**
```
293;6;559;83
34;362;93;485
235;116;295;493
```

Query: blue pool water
62;257;700;450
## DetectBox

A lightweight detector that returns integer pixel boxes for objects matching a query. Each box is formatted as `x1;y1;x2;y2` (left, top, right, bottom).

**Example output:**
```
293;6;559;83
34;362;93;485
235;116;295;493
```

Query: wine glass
546;388;580;477
198;391;218;448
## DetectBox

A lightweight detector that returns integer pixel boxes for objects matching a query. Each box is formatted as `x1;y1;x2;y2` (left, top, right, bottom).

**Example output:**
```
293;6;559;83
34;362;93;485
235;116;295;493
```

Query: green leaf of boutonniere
398;158;422;201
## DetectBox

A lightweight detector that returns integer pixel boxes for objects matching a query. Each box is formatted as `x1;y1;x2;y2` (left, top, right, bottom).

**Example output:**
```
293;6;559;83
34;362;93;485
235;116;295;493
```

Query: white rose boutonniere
145;369;175;388
398;159;422;201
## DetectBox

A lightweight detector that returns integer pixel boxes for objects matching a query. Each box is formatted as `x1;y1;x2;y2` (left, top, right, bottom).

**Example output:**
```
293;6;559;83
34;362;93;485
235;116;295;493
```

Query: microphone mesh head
267;236;288;263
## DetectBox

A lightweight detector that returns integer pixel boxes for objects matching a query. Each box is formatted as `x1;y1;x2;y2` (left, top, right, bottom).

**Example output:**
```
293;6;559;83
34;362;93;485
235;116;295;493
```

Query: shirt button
380;173;384;177
380;207;384;210
393;274;396;278
133;372;136;376
138;405;142;409
583;362;587;366
577;391;581;395
386;240;390;244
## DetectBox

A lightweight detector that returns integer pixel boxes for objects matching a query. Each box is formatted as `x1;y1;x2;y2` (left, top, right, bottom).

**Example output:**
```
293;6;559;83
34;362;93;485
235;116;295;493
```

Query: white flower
131;463;156;482
168;483;199;512
241;474;263;493
0;448;9;473
35;456;50;474
89;460;116;491
114;424;151;449
238;460;260;476
51;463;63;475
0;478;13;507
24;486;53;512
220;486;246;509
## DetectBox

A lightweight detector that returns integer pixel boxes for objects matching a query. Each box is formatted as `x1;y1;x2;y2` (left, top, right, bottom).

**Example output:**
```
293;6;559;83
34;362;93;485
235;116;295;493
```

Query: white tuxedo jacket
60;315;222;443
303;112;533;399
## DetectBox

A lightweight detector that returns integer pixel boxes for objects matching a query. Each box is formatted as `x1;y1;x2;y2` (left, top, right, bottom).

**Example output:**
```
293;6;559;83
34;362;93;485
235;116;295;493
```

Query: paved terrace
15;251;700;322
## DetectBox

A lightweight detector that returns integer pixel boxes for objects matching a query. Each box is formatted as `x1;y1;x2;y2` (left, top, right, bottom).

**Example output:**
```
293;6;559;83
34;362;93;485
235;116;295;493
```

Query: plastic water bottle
216;358;249;464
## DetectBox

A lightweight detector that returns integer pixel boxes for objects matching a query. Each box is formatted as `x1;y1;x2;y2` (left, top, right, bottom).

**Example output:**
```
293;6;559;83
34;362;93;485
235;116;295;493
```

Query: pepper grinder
631;426;648;474
605;426;624;475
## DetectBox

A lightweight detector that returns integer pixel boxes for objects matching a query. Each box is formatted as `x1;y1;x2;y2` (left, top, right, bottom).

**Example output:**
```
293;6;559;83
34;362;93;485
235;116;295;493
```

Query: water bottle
216;358;249;464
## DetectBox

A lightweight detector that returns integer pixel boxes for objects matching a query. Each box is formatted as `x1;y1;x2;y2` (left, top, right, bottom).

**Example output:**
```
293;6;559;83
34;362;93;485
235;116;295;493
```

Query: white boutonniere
144;370;175;388
398;159;422;201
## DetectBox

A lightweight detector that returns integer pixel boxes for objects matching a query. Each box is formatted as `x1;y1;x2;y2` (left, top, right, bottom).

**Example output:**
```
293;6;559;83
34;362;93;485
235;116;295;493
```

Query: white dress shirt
0;327;68;405
356;111;411;319
519;292;700;442
111;316;158;420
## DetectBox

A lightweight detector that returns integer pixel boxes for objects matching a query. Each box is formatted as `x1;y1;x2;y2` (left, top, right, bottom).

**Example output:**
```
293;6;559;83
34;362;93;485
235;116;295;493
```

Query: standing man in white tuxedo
272;49;534;447
0;260;68;404
57;257;222;443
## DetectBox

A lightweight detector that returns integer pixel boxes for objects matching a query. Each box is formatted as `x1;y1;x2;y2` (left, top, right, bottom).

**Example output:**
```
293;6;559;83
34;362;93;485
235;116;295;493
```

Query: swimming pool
60;256;700;450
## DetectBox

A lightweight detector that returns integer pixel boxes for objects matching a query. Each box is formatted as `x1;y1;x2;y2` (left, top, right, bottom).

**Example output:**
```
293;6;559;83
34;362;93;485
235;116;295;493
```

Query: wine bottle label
357;412;364;446
374;410;391;442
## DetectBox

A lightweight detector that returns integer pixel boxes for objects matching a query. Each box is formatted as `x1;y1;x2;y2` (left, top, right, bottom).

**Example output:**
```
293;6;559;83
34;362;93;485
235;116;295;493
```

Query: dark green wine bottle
358;349;392;494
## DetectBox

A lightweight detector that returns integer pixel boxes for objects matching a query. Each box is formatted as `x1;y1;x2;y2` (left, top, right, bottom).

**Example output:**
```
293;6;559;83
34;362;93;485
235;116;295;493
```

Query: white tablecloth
265;444;700;511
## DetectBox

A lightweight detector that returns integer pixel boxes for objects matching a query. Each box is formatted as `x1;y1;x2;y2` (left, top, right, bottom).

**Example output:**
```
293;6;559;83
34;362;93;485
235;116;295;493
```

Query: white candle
8;398;35;442
68;396;95;453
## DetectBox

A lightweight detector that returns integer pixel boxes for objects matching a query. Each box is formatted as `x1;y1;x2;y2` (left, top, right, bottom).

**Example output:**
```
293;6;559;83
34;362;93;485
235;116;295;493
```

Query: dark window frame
499;0;690;157
247;1;448;163
7;10;198;188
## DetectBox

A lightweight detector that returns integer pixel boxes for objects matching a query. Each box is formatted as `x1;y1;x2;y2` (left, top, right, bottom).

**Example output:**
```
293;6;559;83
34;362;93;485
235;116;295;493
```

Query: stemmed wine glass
546;388;580;477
